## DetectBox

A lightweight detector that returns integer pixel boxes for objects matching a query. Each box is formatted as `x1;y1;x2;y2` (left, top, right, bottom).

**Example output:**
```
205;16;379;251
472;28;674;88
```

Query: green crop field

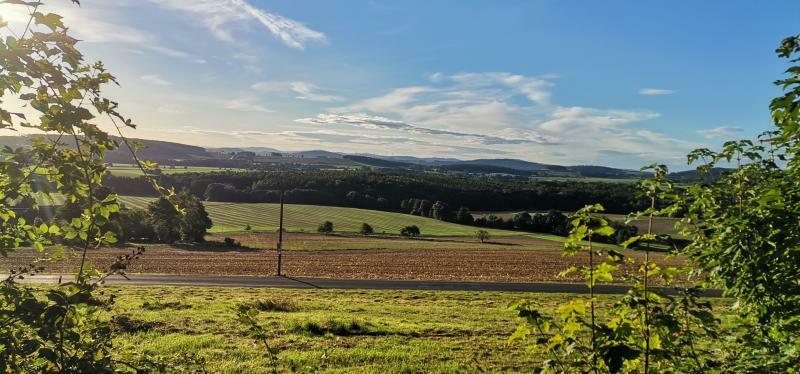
108;164;246;177
119;196;559;238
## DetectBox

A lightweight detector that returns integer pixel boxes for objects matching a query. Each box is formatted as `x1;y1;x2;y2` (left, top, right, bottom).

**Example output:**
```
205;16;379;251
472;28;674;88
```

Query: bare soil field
0;233;683;283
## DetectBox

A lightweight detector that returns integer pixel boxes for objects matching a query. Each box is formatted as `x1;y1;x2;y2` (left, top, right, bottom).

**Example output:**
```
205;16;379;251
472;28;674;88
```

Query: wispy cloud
140;74;172;86
252;81;342;102
156;104;186;114
150;0;326;50
223;98;275;113
696;126;743;139
295;113;555;145
0;1;205;63
639;88;676;96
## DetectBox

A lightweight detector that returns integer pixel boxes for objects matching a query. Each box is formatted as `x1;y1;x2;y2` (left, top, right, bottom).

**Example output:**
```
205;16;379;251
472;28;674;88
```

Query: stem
644;196;654;374
533;318;567;372
588;235;597;373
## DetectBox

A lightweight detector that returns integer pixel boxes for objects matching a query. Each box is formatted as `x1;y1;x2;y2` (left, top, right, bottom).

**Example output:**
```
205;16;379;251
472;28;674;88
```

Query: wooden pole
277;191;284;276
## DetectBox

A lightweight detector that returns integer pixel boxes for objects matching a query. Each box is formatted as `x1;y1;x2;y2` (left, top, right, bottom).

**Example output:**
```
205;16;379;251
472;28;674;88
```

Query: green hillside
119;196;548;238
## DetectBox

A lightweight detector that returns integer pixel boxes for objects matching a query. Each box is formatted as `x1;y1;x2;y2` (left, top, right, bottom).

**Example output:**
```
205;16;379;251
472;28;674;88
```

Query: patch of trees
103;169;646;214
48;191;212;244
474;210;638;245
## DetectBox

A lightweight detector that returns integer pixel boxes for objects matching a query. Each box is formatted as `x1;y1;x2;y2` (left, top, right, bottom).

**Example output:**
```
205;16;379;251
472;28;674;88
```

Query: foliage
509;34;800;373
0;1;182;371
147;197;181;243
400;225;420;237
146;192;211;243
359;222;374;236
475;230;490;243
116;207;154;242
317;220;334;235
175;190;212;242
107;169;647;214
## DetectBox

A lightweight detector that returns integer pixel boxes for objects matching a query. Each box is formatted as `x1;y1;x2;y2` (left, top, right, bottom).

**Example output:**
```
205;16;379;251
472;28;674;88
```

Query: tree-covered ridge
104;169;647;213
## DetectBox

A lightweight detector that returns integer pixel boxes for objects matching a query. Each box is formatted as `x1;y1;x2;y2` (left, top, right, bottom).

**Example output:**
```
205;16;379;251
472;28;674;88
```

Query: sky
1;0;799;169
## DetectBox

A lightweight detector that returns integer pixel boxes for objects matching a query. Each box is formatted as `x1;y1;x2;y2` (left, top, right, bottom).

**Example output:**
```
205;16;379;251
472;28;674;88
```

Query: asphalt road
11;273;723;296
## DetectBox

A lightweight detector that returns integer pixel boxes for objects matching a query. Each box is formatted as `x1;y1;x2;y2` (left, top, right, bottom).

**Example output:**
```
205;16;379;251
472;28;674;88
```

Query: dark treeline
105;170;647;214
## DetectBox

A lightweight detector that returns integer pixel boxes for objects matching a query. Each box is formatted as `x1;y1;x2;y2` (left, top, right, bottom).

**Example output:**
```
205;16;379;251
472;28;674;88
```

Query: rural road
11;273;723;297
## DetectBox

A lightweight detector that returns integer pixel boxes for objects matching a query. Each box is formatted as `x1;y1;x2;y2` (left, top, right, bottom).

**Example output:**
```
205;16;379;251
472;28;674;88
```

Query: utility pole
277;190;284;276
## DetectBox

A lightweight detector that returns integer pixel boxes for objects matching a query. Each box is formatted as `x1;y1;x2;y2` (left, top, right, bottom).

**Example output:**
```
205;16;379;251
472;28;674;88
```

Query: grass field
119;196;559;238
108;164;245;177
109;286;568;372
103;285;731;373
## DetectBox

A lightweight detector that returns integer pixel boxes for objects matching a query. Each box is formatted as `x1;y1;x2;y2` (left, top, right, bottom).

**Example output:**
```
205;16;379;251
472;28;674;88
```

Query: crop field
108;164;245;177
119;196;555;238
0;233;682;283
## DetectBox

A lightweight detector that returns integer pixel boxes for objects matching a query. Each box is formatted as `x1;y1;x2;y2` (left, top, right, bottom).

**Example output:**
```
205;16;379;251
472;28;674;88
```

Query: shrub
318;220;334;235
360;223;374;236
400;225;420;237
223;237;242;248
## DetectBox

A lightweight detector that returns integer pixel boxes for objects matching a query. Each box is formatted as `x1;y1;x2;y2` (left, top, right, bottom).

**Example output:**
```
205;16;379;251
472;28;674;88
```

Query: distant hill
361;154;462;166
452;158;549;171
343;155;415;168
568;165;648;179
669;168;731;183
210;146;281;154
287;150;344;158
2;135;683;180
438;163;529;175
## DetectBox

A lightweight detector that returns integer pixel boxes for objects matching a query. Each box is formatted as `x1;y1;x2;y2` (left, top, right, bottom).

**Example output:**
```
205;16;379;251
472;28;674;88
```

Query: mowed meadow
119;196;541;237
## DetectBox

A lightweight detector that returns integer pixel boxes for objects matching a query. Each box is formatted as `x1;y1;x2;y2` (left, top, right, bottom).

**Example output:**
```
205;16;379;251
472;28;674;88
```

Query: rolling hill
118;196;536;237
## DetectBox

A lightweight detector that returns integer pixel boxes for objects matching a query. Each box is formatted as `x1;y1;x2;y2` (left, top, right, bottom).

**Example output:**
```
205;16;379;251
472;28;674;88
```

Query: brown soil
0;234;682;283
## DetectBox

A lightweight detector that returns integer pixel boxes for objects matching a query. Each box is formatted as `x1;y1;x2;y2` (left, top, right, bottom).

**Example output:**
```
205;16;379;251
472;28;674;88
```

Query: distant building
269;152;283;157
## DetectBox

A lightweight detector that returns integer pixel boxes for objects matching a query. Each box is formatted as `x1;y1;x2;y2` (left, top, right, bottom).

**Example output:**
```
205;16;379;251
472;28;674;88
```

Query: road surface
10;273;723;296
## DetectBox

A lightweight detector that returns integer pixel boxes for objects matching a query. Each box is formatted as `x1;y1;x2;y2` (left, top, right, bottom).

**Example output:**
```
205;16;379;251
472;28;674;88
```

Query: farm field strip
119;196;538;237
107;164;246;177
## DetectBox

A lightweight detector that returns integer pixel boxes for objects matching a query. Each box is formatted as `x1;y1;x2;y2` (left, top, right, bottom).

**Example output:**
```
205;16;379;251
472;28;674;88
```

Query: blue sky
2;0;799;169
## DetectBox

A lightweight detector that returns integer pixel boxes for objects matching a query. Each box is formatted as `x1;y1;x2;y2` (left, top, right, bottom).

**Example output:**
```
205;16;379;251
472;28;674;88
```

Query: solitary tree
318;221;334;235
476;230;490;243
400;225;421;237
360;223;374;236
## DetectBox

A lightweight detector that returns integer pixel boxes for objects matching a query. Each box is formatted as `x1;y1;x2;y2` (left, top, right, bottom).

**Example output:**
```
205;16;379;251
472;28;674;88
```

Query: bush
318;221;334;235
360;223;374;236
223;237;242;248
400;225;420;237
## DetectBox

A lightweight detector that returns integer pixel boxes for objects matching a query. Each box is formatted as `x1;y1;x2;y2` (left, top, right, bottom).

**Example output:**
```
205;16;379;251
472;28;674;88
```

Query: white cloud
538;106;660;132
140;74;172;86
696;126;743;139
295;113;555;145
156;104;185;114
252;81;342;102
223;98;275;113
150;0;326;50
299;71;701;167
639;88;676;96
